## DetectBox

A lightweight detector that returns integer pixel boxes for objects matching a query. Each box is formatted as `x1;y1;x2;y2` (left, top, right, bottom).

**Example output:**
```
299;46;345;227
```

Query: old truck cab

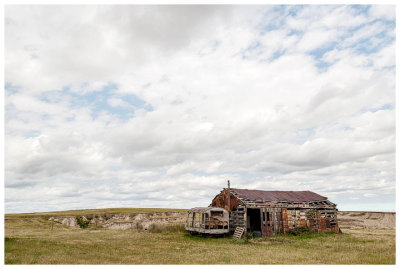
185;207;229;235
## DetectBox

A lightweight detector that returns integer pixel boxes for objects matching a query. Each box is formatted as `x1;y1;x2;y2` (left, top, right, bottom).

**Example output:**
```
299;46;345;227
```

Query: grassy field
6;207;187;218
4;209;396;264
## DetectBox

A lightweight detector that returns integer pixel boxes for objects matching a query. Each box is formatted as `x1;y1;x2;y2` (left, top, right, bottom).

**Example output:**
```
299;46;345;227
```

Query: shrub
243;232;253;241
103;214;112;220
5;237;16;243
288;227;312;236
136;222;143;231
148;223;164;233
76;216;90;229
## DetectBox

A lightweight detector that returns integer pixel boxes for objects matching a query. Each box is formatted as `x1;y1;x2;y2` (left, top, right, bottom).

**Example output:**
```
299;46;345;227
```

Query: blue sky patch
369;103;394;113
270;49;286;61
40;82;153;120
5;83;20;95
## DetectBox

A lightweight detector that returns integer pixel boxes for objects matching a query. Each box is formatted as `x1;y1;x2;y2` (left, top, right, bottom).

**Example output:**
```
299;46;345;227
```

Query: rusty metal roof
230;188;327;202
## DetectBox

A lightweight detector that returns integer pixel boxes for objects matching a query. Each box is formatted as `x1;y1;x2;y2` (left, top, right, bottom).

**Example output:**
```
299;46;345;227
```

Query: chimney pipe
227;180;230;212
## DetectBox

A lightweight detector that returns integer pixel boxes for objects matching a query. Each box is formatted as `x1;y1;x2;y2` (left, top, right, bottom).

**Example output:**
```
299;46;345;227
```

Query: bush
148;223;164;233
288;227;312;236
243;232;253;241
103;214;112;220
136;222;143;231
5;237;16;243
76;216;90;229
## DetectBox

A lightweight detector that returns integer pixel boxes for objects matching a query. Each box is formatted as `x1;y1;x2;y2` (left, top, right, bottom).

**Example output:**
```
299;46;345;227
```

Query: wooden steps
232;227;245;239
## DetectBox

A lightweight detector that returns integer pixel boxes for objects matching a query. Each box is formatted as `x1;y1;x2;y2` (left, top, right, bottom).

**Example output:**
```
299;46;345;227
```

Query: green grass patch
5;237;16;243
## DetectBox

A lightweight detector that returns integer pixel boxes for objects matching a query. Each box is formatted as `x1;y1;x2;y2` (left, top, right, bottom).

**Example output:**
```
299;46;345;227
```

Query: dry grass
4;209;395;265
6;207;187;218
147;223;186;233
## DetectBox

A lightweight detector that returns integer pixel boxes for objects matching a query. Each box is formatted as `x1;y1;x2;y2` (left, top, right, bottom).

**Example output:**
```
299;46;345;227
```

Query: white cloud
4;5;396;213
368;5;395;21
373;42;395;68
5;5;233;95
296;29;338;52
107;97;132;109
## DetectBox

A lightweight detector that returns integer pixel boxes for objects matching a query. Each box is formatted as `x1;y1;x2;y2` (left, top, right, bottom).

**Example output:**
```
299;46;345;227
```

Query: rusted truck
184;207;229;235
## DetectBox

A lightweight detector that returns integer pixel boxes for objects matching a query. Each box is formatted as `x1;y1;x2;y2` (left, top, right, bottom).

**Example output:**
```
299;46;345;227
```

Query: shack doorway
247;208;262;236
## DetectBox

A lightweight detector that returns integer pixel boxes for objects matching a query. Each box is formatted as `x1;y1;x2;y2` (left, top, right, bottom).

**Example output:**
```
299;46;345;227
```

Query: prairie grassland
7;207;187;218
4;210;395;264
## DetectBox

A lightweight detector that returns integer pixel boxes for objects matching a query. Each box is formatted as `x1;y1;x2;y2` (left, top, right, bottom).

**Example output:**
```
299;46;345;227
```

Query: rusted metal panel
317;210;325;232
211;189;244;211
282;208;289;234
230;188;328;202
262;225;273;236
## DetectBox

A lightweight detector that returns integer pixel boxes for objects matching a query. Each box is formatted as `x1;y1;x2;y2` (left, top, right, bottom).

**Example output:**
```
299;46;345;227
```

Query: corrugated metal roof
230;188;327;202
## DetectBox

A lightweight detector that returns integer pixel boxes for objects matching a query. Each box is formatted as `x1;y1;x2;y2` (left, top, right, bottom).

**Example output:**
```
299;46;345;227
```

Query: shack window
195;213;201;228
266;212;270;226
191;213;195;227
188;213;193;227
211;211;223;217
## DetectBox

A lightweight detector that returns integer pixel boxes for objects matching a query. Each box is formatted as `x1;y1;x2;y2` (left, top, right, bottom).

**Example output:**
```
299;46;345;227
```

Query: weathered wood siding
229;205;246;232
211;188;339;236
282;208;339;234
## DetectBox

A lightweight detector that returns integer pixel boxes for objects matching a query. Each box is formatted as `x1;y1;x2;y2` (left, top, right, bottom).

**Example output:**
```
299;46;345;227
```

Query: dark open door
247;208;262;236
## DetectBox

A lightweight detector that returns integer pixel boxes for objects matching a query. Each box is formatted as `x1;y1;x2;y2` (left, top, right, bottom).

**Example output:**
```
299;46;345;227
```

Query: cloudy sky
4;5;395;213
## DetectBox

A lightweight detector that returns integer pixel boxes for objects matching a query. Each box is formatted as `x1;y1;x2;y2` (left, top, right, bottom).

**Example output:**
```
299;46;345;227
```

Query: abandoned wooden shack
211;188;339;236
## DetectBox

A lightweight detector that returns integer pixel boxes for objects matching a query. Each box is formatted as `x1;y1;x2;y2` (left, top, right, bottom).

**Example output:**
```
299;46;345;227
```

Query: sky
4;5;396;213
